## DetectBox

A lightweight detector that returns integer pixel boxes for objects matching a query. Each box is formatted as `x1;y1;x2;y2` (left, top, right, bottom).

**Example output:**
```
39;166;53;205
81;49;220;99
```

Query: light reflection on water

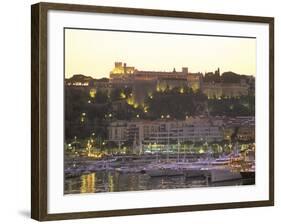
64;171;254;194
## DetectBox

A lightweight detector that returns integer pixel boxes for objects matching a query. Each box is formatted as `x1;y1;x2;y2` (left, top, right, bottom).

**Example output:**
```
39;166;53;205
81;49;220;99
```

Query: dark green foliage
208;94;255;116
65;87;109;141
203;71;253;83
94;91;108;104
146;88;207;119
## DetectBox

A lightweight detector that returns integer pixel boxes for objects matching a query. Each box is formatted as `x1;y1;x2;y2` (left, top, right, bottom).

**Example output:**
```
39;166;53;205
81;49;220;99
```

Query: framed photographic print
31;2;274;221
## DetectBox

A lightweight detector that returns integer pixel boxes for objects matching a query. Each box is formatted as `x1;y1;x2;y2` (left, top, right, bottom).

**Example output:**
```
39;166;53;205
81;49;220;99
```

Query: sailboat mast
167;123;170;162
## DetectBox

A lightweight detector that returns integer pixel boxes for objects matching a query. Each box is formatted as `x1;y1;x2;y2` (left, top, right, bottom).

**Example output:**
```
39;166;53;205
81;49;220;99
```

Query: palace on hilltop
65;62;255;106
109;62;254;104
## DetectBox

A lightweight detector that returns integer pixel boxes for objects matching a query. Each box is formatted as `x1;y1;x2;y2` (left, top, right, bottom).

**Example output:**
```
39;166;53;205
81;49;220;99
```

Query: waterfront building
107;116;255;155
108;117;224;147
237;126;255;141
108;121;127;143
224;116;255;127
220;116;255;141
147;122;223;144
181;125;223;142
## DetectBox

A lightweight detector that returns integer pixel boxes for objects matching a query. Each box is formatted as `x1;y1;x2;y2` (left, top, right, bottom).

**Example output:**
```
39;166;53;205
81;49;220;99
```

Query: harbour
65;168;255;194
64;149;255;194
64;61;256;194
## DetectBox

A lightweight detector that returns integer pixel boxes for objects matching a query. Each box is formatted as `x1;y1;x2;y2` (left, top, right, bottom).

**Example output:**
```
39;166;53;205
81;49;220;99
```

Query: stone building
202;79;250;99
109;62;203;104
107;117;224;146
109;62;253;103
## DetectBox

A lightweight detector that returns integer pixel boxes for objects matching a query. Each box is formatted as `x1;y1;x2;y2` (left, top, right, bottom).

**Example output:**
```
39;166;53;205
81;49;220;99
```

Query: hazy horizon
65;29;256;79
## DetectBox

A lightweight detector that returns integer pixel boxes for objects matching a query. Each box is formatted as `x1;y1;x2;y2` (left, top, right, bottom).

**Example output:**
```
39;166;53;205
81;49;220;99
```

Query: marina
64;167;255;194
64;147;255;194
64;60;256;194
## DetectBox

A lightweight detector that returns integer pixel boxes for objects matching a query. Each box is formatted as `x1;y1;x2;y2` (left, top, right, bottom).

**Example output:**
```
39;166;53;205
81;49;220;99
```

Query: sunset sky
65;28;256;79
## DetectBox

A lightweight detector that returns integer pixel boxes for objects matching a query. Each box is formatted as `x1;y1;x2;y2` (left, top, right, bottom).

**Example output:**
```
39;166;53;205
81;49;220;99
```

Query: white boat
210;156;231;165
115;166;135;173
142;163;184;177
145;168;184;177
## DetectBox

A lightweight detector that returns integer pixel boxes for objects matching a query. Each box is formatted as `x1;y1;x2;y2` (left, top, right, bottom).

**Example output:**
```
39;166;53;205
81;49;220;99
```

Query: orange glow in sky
65;29;256;78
